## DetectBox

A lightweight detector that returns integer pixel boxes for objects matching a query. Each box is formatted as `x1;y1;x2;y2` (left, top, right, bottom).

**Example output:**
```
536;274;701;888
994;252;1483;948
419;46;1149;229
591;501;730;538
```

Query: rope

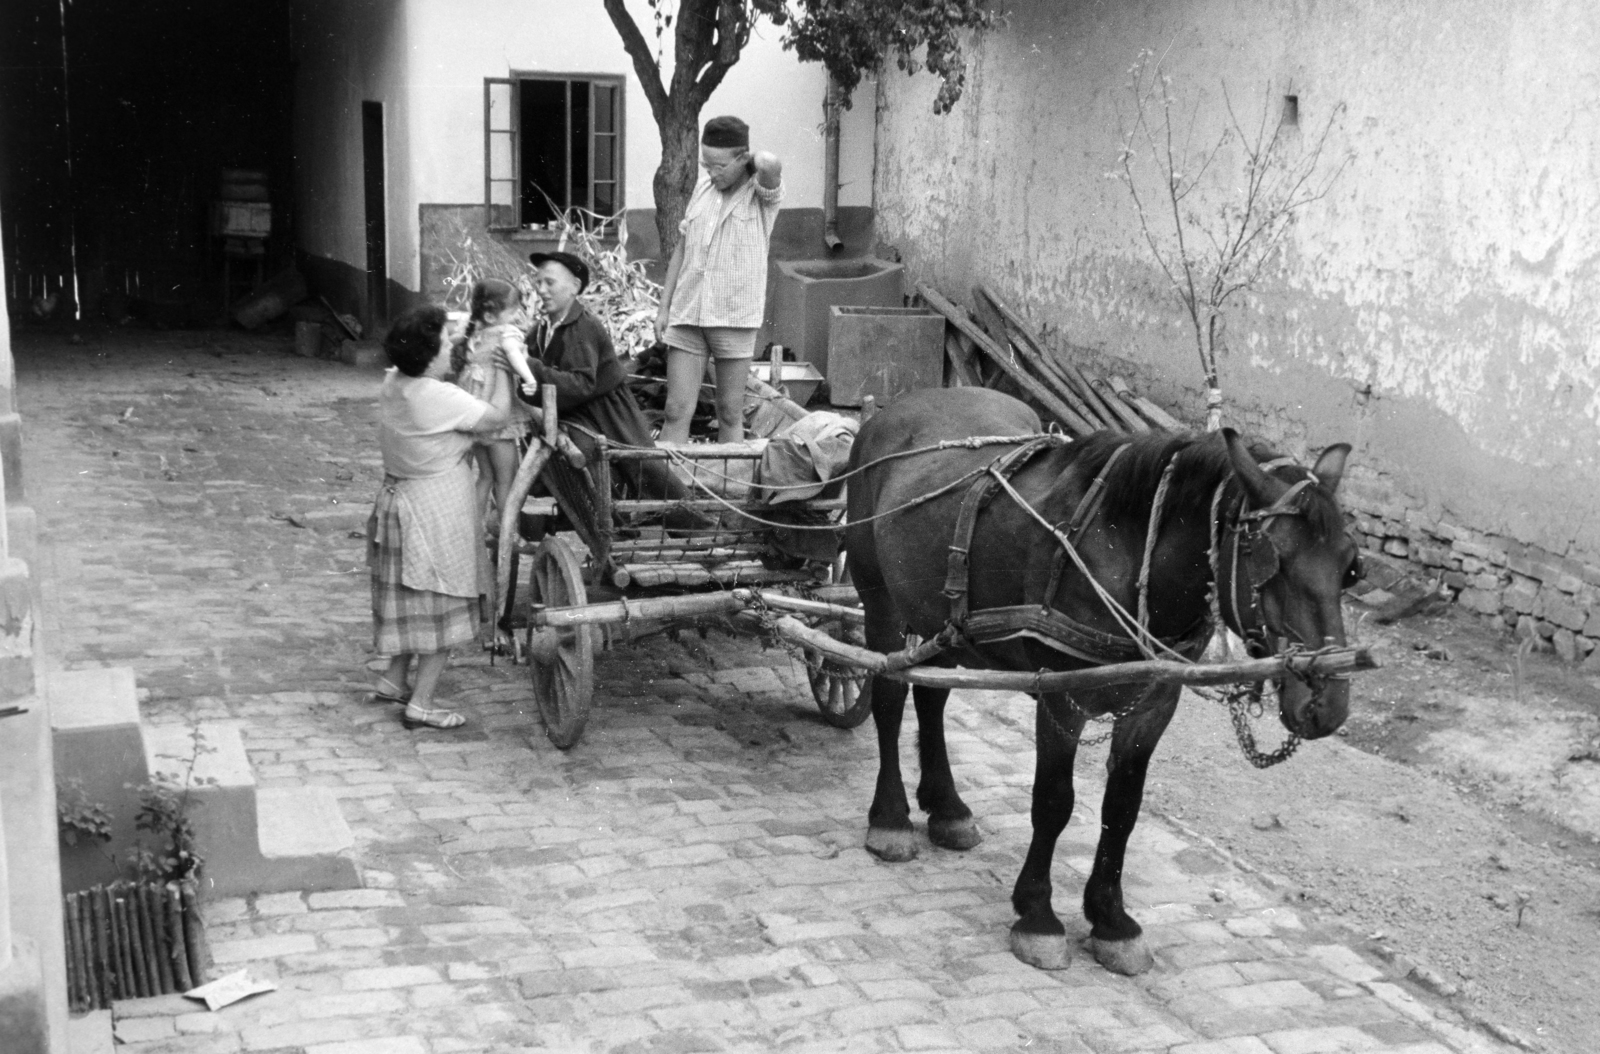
660;452;995;532
1136;456;1179;632
621;433;1059;493
988;470;1194;664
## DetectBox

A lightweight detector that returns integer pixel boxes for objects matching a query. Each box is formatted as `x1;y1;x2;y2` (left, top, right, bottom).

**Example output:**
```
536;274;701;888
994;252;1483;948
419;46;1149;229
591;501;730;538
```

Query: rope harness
932;442;1325;764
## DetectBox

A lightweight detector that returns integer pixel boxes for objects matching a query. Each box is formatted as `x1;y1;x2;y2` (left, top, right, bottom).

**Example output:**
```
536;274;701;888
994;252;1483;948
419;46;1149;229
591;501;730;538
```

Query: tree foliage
601;0;1000;256
784;0;1002;114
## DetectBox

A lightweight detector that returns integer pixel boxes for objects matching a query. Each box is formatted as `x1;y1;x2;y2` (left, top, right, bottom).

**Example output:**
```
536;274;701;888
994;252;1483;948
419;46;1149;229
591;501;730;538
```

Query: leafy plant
57;778;114;848
126;724;214;884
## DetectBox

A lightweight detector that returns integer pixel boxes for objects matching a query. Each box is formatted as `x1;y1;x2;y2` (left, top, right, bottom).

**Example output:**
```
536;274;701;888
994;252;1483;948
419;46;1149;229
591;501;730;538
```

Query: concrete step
143;722;358;898
49;669;149;893
67;1009;112;1054
52;669;359;898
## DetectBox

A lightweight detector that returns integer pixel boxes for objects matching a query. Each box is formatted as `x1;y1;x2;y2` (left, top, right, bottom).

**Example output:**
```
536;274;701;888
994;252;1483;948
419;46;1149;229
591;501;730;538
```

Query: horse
843;386;1359;975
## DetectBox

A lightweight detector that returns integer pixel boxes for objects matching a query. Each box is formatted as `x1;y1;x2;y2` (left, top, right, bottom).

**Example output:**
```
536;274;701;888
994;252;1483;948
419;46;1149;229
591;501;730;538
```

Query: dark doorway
361;101;388;330
0;0;293;325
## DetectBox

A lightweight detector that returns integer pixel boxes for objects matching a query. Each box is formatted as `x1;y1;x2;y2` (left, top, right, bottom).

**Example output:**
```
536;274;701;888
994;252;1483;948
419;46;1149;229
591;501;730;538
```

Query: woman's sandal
401;703;467;730
371;676;411;706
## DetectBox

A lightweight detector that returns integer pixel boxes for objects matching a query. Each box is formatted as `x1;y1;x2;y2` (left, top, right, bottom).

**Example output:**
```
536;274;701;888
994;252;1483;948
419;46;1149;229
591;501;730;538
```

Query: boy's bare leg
713;356;750;443
661;347;709;444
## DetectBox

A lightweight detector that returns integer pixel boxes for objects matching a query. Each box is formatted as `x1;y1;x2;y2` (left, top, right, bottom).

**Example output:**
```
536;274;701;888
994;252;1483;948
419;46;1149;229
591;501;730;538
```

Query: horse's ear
1223;428;1283;507
1311;443;1351;493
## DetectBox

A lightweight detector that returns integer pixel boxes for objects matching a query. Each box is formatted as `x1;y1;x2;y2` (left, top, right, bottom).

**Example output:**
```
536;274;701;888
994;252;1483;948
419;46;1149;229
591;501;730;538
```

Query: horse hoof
1010;929;1072;971
928;815;982;851
865;827;919;862
1091;936;1154;976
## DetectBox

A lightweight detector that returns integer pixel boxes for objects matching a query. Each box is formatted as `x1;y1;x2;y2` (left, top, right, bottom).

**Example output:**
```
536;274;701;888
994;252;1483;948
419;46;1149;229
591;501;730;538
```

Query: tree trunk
653;102;702;261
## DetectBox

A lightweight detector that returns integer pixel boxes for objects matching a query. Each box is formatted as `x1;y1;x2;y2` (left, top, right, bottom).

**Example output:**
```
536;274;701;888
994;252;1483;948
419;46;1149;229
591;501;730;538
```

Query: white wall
293;0;875;292
291;0;418;288
874;0;1600;556
406;0;873;211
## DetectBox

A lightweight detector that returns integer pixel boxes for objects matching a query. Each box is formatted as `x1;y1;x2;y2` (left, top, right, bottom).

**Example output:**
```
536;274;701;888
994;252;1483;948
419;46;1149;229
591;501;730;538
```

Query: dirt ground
1135;591;1600;1054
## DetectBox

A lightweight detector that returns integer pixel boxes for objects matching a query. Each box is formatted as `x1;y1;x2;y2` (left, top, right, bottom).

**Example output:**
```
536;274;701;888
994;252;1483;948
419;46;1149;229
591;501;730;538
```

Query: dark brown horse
844;387;1359;974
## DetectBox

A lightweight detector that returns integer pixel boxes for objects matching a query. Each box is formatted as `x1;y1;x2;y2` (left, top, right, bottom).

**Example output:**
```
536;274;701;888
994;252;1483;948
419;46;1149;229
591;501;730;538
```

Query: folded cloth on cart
758;411;858;504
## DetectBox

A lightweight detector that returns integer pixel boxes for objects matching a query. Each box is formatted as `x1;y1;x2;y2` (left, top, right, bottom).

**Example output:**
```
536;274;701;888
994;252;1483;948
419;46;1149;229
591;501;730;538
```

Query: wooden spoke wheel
806;557;873;729
525;536;595;749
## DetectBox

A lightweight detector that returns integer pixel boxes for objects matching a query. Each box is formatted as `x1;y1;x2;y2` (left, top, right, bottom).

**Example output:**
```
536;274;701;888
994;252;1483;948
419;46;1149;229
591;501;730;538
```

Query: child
456;278;539;531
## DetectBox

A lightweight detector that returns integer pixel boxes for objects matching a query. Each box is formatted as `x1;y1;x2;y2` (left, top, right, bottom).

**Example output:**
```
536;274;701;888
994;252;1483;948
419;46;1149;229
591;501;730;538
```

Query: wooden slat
1091;377;1152;433
975;283;1109;432
918;284;1096;436
1108;375;1185;431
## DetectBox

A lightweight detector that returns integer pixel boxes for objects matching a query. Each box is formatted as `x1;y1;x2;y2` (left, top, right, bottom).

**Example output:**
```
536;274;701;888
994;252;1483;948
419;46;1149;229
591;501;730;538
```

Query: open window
484;74;623;232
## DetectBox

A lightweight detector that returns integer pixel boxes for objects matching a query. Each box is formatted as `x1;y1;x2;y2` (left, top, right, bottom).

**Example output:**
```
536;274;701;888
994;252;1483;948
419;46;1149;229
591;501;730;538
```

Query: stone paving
20;331;1507;1053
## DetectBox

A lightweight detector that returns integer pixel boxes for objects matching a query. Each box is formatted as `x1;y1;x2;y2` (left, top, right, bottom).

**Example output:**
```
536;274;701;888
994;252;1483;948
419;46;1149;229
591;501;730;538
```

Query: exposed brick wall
1341;473;1599;663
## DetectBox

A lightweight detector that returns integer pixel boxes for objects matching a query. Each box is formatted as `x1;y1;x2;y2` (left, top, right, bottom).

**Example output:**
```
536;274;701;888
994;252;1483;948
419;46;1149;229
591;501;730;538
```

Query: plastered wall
292;0;875;304
873;0;1600;566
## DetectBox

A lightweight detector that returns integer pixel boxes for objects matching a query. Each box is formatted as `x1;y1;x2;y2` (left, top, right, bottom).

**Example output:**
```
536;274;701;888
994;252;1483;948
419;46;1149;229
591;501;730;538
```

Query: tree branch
601;0;670;125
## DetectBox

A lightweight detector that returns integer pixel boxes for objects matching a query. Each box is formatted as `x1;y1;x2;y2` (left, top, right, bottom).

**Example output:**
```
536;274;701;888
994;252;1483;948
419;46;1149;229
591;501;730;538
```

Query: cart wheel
806;634;874;729
525;536;594;749
806;558;872;728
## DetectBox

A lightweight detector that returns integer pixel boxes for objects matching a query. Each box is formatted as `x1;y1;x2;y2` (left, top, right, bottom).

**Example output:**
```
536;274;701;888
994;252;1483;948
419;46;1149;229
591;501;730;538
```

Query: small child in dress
457;278;539;528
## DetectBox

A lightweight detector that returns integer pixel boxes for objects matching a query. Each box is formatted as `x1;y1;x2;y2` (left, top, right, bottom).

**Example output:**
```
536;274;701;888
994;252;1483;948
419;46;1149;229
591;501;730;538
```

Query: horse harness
938;438;1318;669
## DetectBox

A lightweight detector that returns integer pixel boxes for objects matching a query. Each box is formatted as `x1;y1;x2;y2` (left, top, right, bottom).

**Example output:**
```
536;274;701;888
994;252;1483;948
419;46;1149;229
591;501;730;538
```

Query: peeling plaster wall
874;0;1600;561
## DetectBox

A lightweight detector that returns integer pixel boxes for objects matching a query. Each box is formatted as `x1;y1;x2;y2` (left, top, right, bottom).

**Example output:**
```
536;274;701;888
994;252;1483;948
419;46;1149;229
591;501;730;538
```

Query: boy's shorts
663;324;758;361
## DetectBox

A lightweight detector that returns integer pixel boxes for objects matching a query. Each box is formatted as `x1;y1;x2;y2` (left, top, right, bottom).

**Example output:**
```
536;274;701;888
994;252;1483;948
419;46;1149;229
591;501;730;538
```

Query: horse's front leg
914;685;981;851
1010;692;1084;970
1083;684;1180;976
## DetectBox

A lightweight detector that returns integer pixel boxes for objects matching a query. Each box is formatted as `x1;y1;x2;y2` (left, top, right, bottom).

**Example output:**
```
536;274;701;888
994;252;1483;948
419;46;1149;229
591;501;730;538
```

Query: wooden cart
492;392;1376;751
492;389;870;748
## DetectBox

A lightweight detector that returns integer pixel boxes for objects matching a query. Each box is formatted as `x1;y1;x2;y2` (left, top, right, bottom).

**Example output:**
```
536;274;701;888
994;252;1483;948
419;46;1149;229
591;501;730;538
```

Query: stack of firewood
916;282;1184;437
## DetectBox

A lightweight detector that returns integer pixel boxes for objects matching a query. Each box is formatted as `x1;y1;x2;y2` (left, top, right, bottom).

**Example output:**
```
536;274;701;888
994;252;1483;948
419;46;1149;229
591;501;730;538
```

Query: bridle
1208;458;1318;658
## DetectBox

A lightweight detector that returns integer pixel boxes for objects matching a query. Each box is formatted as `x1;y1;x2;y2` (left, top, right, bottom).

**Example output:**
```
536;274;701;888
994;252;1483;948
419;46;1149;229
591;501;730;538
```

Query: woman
367;305;513;730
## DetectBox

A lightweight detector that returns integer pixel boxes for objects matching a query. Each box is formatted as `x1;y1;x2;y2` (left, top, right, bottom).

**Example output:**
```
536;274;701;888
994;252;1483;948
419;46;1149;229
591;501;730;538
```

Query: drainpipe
822;74;843;253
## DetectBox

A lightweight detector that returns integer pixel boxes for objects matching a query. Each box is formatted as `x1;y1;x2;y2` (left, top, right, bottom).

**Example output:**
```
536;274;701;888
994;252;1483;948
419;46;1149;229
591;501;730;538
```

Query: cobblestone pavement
22;331;1506;1053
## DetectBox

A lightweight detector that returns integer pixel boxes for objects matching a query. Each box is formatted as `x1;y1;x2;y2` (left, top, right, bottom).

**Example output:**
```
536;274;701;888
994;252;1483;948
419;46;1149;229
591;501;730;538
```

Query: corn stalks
439;207;661;360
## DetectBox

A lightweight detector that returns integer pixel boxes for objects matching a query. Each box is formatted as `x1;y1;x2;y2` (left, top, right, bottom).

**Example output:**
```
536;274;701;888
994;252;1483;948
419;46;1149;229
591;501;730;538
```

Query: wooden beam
918;284;1096;436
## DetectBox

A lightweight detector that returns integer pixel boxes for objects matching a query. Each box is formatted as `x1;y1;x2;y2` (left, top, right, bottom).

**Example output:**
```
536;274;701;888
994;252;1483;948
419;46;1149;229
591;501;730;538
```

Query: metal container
824;306;944;407
770;258;904;378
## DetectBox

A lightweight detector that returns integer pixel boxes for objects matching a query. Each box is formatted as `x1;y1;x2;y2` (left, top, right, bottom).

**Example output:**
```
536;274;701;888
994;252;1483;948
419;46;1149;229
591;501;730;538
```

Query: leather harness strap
942;440;1206;666
941;437;1064;625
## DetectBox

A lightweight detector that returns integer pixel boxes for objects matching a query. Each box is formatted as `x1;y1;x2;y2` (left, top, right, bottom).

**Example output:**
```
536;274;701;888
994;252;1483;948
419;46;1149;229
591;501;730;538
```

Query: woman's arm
654;239;685;342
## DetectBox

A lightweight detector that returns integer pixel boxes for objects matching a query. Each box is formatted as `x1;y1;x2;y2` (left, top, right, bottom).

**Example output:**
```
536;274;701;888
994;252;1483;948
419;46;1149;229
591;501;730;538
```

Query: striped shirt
667;175;784;329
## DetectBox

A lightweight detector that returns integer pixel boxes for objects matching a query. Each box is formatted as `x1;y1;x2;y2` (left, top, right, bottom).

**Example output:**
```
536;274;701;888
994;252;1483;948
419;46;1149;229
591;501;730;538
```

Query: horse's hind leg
1083;685;1180;976
1010;693;1084;970
914;686;981;850
864;673;919;861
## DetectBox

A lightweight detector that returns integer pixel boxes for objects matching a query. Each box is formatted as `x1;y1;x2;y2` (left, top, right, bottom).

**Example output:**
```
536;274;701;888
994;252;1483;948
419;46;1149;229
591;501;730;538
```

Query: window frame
484;72;626;233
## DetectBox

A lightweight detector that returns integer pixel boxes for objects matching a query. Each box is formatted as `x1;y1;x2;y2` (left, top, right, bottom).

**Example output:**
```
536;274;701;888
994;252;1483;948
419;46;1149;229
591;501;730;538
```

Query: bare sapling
1113;50;1350;430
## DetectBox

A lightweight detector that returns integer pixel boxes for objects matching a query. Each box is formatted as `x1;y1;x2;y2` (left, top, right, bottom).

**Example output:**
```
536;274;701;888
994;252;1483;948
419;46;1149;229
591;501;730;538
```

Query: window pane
570;81;591;213
520;79;569;225
487;81;513;132
595;84;615;134
488;131;514;182
594;133;615;183
490;181;513;207
594;181;615;218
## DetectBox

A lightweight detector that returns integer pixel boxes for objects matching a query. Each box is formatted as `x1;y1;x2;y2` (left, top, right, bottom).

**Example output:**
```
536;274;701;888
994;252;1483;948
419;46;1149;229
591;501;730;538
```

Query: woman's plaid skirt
369;476;483;655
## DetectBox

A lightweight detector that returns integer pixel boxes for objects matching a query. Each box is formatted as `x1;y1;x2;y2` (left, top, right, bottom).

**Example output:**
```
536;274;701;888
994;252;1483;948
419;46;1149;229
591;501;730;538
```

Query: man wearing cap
654;114;784;444
518;251;699;517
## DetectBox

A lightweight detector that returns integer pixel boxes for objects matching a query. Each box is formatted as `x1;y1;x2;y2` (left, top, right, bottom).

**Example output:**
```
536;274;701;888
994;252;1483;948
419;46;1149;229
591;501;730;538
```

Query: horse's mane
1072;430;1345;541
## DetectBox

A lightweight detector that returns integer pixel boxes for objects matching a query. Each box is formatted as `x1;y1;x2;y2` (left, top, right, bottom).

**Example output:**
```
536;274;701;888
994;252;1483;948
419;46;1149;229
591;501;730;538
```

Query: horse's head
1219;431;1360;740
